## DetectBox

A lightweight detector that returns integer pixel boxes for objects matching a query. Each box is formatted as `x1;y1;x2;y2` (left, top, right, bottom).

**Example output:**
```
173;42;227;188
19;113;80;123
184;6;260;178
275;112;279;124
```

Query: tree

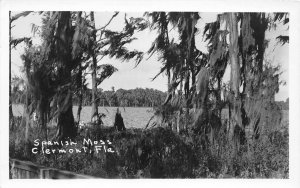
147;12;205;132
72;11;86;123
73;59;88;122
21;11;87;141
173;12;201;129
89;12;146;123
9;11;14;130
9;11;33;131
90;11;102;123
201;12;287;154
146;12;172;88
49;12;76;140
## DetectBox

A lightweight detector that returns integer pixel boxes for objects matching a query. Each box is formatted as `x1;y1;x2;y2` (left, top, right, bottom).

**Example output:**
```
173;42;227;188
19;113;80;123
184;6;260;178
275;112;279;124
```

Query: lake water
12;104;154;129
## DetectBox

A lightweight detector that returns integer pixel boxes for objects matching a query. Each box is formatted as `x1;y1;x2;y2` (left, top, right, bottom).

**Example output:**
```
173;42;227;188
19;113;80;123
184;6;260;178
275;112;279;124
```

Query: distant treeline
85;88;167;107
275;98;289;110
11;87;167;108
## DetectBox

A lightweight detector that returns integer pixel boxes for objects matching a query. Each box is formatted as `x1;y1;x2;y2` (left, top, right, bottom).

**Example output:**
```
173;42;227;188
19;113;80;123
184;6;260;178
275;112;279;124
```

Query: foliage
10;115;288;178
273;13;289;45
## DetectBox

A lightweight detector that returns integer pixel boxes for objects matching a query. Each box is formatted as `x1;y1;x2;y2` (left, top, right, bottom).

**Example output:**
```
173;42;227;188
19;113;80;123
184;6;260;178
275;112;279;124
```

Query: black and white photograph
1;0;300;185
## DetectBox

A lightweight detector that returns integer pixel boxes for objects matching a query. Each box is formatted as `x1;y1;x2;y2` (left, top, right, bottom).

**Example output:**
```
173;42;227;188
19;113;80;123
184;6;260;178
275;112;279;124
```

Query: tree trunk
90;11;99;123
177;80;183;133
56;99;76;141
216;76;222;116
55;11;76;141
228;13;242;142
167;71;171;90
22;86;31;157
77;64;83;122
38;97;48;140
184;72;190;130
192;67;197;111
244;13;267;154
228;13;240;102
77;91;83;122
183;13;198;131
232;13;268;155
9;11;15;131
73;11;83;123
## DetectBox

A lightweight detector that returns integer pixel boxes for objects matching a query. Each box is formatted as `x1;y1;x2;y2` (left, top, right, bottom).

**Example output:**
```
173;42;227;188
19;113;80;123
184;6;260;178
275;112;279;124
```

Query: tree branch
97;12;119;31
10;11;33;23
10;37;31;48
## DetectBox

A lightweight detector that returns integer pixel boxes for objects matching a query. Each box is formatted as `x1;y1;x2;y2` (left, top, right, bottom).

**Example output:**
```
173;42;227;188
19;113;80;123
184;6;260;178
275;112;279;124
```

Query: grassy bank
9;117;288;178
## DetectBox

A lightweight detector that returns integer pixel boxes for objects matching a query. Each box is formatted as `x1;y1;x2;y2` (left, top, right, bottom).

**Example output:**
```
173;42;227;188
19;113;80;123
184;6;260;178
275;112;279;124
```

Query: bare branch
10;37;31;48
97;12;119;31
10;11;33;23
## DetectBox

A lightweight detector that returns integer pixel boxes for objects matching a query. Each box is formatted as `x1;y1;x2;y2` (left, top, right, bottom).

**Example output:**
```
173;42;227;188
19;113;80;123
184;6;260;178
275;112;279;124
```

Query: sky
10;12;289;101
